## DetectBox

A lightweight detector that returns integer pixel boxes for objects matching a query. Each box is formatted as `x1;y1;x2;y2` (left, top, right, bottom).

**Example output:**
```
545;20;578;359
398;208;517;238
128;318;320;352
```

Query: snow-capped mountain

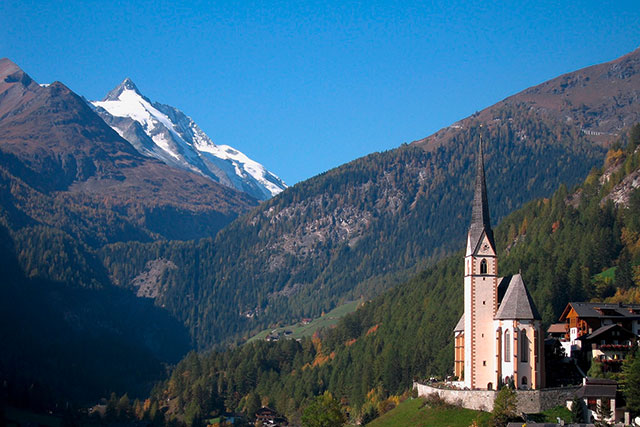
91;78;286;200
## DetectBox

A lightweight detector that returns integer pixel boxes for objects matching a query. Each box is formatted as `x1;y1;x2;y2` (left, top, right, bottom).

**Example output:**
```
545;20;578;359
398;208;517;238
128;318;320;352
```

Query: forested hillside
152;125;640;425
0;59;255;405
103;103;605;348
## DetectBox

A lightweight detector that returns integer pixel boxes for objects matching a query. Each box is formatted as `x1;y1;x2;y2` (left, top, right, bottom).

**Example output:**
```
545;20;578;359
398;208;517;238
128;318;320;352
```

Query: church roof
494;274;541;320
468;138;496;253
454;314;465;332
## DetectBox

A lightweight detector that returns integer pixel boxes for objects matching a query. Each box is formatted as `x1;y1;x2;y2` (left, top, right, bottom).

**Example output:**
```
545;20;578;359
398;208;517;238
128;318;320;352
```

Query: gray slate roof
565;302;640;319
468;138;496;254
576;378;617;399
454;314;465;332
494;274;542;320
582;323;636;341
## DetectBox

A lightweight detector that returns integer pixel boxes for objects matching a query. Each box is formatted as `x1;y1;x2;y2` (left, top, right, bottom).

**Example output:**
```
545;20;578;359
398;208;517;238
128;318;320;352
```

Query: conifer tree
594;402;612;427
490;387;518;427
571;395;587;423
301;391;346;427
622;349;640;414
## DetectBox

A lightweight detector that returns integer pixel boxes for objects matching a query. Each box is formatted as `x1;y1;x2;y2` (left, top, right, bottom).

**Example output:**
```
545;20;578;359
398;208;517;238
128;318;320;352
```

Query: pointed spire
468;131;496;253
471;134;491;230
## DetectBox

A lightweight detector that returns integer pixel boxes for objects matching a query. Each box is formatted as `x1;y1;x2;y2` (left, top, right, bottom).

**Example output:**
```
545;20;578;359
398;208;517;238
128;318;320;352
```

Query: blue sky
1;1;639;185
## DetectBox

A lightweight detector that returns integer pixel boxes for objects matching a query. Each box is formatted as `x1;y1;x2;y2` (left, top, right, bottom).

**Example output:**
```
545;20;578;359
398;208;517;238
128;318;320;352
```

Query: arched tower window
520;330;529;362
504;330;510;362
480;259;488;274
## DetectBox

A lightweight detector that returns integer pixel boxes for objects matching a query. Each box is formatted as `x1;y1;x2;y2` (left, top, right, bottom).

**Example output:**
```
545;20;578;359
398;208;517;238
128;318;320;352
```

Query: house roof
468;138;496;254
581;323;637;341
454;314;464;332
576;378;617;399
559;302;640;321
494;274;542;320
255;407;279;416
547;323;567;334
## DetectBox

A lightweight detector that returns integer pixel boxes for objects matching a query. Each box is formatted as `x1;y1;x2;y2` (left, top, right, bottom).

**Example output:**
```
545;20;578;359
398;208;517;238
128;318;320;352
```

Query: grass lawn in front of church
366;397;491;427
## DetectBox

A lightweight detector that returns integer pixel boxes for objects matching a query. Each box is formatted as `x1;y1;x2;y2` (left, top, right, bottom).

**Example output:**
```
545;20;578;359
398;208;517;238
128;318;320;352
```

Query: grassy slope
367;399;572;426
367;399;491;427
246;300;362;343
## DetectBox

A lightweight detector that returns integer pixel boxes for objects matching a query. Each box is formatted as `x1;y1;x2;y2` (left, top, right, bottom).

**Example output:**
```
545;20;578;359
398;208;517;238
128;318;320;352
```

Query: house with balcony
557;302;640;357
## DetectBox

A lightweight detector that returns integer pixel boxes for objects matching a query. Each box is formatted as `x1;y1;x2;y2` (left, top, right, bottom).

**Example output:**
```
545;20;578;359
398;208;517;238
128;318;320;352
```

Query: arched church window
504;330;510;361
520;330;528;363
487;382;493;390
480;259;488;274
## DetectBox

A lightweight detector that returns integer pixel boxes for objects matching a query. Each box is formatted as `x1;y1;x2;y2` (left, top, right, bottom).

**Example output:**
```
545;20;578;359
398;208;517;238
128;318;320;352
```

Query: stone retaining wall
414;382;580;413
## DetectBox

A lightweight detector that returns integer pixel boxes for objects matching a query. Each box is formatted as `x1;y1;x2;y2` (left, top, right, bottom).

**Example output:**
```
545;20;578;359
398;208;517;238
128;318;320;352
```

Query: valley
1;46;640;426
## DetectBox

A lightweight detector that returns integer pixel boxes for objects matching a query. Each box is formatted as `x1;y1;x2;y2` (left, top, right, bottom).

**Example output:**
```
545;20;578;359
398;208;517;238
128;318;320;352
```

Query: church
453;140;545;391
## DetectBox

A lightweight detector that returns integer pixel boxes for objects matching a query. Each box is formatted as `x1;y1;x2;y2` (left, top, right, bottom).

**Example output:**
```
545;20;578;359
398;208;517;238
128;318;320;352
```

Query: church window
483;360;486;366
520;330;528;362
504;330;511;361
480;259;488;274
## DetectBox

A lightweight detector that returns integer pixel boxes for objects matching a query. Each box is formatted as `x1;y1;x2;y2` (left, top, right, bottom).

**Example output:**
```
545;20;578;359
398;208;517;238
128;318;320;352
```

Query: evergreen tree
594;402;612;427
621;349;640;415
301;391;346;427
571;395;587;423
105;392;118;422
116;393;131;419
243;391;261;420
490;387;518;427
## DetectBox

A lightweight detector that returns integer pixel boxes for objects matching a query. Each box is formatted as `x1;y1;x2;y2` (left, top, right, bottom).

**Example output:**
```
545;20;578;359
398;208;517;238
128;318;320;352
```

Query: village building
453;140;545;390
557;301;640;357
254;406;288;426
568;377;619;425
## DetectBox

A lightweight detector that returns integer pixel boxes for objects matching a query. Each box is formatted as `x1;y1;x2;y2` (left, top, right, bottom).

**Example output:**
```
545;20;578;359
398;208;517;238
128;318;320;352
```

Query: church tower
453;136;545;390
463;138;499;390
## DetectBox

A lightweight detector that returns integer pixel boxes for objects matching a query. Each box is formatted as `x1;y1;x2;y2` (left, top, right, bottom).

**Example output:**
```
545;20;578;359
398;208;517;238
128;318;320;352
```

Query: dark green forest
148;125;640;425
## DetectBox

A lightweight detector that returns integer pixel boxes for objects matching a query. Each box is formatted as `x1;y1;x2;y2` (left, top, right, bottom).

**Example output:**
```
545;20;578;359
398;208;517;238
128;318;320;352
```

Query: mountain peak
0;58;36;89
0;58;21;77
92;82;287;200
103;77;143;101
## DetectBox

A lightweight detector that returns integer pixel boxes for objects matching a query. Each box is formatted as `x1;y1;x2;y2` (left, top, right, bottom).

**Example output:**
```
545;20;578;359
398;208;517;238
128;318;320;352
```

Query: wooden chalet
254;407;288;426
557;302;640;355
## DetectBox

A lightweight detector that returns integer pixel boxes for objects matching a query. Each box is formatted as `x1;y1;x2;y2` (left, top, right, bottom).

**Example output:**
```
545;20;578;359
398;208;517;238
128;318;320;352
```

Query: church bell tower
463;137;499;390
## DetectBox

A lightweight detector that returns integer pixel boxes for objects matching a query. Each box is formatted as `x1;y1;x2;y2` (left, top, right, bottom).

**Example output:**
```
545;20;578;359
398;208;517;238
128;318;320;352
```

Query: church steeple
468;136;495;254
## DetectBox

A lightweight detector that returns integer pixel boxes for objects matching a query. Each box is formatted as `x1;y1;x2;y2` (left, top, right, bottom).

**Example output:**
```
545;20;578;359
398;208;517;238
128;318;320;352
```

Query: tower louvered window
480;259;487;274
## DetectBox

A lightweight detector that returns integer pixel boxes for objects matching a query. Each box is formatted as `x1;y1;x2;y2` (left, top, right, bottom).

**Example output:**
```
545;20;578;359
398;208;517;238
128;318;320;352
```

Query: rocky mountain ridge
417;47;640;150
